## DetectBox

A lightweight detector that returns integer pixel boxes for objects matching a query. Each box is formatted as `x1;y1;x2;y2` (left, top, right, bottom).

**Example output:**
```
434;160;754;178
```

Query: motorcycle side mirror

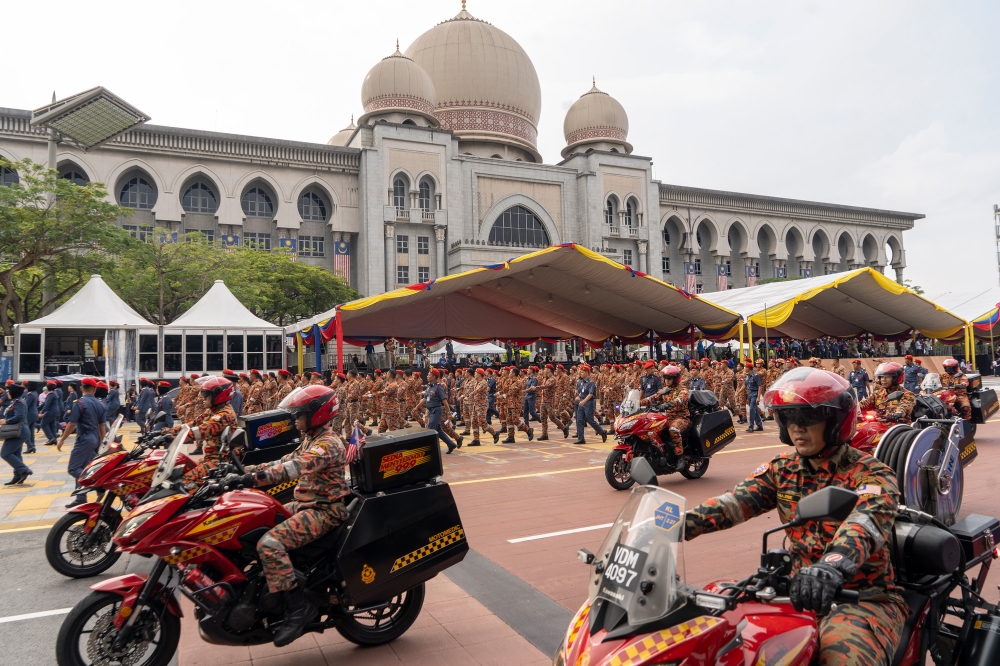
795;486;859;524
885;391;903;402
229;428;247;452
146;408;153;418
153;411;167;424
221;426;231;445
630;457;658;487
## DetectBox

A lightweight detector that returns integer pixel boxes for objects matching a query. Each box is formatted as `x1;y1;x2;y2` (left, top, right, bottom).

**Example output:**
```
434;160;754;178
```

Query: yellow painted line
716;443;786;455
0;524;56;534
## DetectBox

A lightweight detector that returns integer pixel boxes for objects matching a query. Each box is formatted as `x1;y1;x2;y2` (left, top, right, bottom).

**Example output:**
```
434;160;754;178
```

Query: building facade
0;5;921;300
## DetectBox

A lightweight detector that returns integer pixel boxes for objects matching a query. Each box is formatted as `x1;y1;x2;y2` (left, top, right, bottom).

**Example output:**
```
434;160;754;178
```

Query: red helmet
279;385;339;430
942;358;959;374
200;377;234;406
661;365;682;385
763;367;857;451
873;361;904;386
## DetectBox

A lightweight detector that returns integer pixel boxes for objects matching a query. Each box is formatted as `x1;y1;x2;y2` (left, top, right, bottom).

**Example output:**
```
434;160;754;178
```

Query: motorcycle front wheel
46;511;122;578
337;582;425;646
56;592;180;666
604;449;635;490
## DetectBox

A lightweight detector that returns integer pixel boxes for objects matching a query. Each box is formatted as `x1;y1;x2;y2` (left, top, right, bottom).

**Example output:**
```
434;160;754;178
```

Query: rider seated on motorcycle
223;385;349;648
684;368;908;666
174;377;239;488
640;365;690;471
857;361;916;423
939;358;972;419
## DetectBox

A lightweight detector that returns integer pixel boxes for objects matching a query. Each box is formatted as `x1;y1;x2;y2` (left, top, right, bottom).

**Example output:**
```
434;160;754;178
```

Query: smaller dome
561;79;631;158
359;43;438;126
327;115;357;146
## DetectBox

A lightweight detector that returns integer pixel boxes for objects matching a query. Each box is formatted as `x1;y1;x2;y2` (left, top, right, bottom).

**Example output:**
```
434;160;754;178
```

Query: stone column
773;259;787;279
637;240;648;274
894;266;904;283
331;231;342;243
384;223;396;291
434;225;447;279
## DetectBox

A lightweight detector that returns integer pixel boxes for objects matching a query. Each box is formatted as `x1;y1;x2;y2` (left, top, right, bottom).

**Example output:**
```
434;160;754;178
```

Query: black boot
456;435;463;448
492;431;500;444
537;435;549;441
527;427;534;442
65;491;88;508
503;435;515;443
15;469;32;484
191;445;203;456
562;426;570;438
469;439;481;446
600;431;608;443
273;586;318;647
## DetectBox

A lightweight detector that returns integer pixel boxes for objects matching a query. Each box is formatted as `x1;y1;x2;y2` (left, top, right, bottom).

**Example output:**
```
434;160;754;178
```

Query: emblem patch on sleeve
750;463;769;478
857;483;882;497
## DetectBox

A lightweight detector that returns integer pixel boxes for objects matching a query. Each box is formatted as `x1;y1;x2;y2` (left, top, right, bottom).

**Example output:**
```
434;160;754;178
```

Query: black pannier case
238;409;299;450
950;514;1000;561
971;388;998;424
350;428;442;494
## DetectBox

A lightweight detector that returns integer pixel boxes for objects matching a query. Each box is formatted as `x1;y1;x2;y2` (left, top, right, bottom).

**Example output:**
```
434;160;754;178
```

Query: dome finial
462;0;466;10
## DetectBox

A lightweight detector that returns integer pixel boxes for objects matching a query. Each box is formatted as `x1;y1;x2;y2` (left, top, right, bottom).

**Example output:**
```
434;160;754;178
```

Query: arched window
298;191;327;221
402;119;416;126
624;201;635;227
1;166;20;187
241;186;274;217
487;206;549;248
418;181;432;211
59;167;89;186
392;178;407;210
119;174;157;209
605;199;615;226
490;154;503;160
182;181;218;213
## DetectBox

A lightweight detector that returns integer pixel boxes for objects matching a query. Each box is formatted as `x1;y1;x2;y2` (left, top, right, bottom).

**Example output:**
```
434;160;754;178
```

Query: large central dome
404;5;542;161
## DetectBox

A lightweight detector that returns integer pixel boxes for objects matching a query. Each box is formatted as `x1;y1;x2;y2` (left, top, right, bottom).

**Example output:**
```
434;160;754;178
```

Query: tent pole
648;329;654;361
763;303;770;363
313;325;322;374
990;320;994;376
336;310;344;373
747;319;754;363
738;318;744;362
296;333;304;374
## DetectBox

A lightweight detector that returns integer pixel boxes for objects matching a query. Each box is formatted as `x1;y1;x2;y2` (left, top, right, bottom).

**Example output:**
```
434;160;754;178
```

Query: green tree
0;158;133;334
903;279;924;295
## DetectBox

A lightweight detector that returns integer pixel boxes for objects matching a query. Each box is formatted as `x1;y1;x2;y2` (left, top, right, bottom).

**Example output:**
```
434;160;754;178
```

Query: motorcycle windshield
98;415;124;455
620;389;641;417
149;425;189;488
588;484;686;626
921;373;942;393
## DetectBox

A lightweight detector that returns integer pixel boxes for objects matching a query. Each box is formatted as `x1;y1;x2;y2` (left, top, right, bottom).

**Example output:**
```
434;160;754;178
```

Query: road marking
716;444;786;455
451;466;602;485
0;608;72;624
508;523;614;543
0;524;56;534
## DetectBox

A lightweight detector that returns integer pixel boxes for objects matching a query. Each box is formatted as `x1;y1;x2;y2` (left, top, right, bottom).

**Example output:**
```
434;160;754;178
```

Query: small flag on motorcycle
345;422;365;464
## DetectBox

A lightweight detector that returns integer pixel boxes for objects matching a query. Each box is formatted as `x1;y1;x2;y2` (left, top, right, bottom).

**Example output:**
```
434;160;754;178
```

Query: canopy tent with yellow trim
700;268;972;363
286;243;741;371
924;288;1000;341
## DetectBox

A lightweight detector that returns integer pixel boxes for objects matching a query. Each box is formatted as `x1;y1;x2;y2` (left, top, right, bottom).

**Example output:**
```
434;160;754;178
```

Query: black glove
221;473;255;488
789;553;856;616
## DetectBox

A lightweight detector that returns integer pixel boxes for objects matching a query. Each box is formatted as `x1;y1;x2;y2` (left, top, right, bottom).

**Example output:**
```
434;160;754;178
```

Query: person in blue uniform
104;380;121;427
134;378;156;434
21;381;38;454
522;366;541;424
151;381;174;431
57;377;107;507
901;355;927;393
39;380;62;445
485;369;500;424
848;359;872;400
1;382;32;485
573;364;608;445
639;360;662;400
223;370;244;416
688;362;707;391
425;369;458;453
744;361;764;432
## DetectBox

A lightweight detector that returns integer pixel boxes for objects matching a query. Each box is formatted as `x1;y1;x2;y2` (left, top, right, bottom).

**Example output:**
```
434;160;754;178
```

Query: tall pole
763;303;770;364
995;205;1000;287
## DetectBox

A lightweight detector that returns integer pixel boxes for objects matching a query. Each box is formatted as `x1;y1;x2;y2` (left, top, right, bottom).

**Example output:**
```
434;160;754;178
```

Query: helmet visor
278;387;308;411
773;406;833;429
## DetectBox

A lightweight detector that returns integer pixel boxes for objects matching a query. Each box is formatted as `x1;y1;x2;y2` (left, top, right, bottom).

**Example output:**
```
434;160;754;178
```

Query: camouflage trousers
469;400;496;441
539;403;564;437
258;501;350;593
664;417;690;457
817;593;908;666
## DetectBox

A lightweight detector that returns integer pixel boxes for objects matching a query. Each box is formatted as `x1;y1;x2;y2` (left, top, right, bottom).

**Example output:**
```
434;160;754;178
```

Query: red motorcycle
45;414;199;578
55;425;469;666
604;389;736;490
558;458;1000;666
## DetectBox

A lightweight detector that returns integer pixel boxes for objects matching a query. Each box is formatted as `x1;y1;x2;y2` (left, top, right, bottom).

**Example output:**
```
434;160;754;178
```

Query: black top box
350;428;443;494
950;514;1000;561
238;409;299;450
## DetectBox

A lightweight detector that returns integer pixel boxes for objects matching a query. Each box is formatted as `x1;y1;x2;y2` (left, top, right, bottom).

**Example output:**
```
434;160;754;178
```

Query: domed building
0;0;921;360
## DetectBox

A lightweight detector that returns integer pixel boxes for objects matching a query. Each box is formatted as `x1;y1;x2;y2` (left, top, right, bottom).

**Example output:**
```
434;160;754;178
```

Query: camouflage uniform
537;372;565;438
244;379;265;415
263;376;278;410
644;384;689;457
180;403;239;486
469;373;497;442
685;445;909;666
377;379;396;433
734;365;748;421
247;424;350;593
408;374;425;426
276;378;293;406
858;386;916;422
939;371;972;419
505;372;530;440
831;362;848;380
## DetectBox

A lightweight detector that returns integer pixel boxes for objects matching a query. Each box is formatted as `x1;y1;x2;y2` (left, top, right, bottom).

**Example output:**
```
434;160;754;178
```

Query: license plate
597;543;647;609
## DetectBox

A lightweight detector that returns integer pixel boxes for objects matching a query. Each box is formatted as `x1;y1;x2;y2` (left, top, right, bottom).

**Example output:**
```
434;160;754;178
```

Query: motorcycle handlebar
837;589;859;603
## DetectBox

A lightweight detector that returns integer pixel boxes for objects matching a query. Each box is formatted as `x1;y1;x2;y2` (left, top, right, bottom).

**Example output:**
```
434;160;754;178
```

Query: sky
4;0;998;295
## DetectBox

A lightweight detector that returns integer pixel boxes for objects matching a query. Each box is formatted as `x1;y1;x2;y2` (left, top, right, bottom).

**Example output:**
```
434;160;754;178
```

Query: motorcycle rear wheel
56;591;179;666
337;583;425;646
679;457;710;479
604;449;635;490
46;511;122;578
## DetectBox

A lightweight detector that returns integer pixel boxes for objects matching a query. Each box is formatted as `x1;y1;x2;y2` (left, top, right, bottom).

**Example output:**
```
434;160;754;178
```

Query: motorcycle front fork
112;558;168;651
82;491;119;546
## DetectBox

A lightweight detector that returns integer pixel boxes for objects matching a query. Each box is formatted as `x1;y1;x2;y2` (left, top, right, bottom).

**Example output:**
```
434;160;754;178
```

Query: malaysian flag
747;265;758;287
717;263;728;291
333;241;351;286
345;421;366;464
775;266;787;279
221;234;240;248
278;237;297;252
685;262;697;293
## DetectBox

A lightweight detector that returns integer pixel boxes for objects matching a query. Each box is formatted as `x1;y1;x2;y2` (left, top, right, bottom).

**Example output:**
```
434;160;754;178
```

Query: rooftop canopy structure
31;86;149;151
701;268;972;359
164;281;283;377
287;244;742;368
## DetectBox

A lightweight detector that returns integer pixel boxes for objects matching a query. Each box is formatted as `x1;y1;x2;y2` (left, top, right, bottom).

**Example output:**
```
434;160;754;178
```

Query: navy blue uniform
689;376;707;391
230;385;244;417
66;395;107;480
640;373;662;399
104;387;121;424
1;398;30;477
152;394;174;431
23;389;38;451
745;370;764;430
574;377;606;441
40;389;61;442
135;386;155;432
485;376;499;423
425;383;456;451
848;369;871;400
901;363;927;393
523;375;541;424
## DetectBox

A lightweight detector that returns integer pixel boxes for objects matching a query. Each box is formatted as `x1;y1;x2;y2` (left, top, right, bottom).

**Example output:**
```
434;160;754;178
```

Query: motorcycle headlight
80;460;107;481
115;513;152;539
618;416;639;430
551;639;565;666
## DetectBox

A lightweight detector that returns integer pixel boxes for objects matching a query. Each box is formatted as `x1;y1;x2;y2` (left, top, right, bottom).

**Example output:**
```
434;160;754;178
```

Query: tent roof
165;281;279;330
924;288;1000;338
25;275;154;329
701;268;967;340
288;244;740;342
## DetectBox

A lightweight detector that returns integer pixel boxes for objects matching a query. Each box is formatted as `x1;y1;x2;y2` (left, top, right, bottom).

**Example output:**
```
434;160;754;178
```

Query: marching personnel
407;370;425;426
555;364;573;426
1;381;32;485
22;381;38;454
485;368;500;425
688;362;707;390
58;377;107;507
523;366;542;425
745;361;764;432
734;361;749;424
830;357;848;379
901;355;926;393
940;358;972;419
174;376;192;423
223;370;244;417
135;378;155;434
643;366;690;470
151;381;174;431
40;381;61;445
245;370;265;415
848;360;872;400
425;369;459;453
104;380;121;428
469;367;500;446
537;364;569;440
573;364;608;445
224;386;349;648
263;372;278;410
